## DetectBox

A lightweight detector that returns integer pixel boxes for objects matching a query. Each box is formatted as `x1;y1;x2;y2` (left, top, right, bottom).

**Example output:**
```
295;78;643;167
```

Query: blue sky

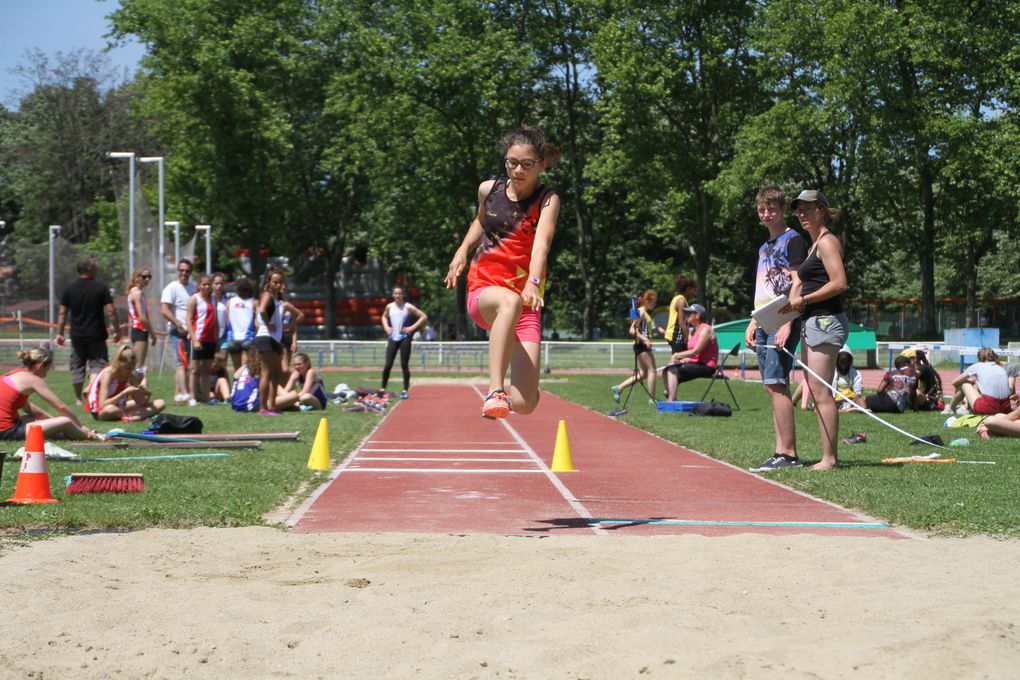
0;0;146;110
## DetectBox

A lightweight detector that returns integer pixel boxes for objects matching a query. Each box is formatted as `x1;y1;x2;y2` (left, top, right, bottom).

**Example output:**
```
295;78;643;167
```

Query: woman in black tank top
783;190;848;471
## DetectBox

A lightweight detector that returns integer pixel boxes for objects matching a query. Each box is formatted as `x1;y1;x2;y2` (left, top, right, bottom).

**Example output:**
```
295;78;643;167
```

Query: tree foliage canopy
0;0;1017;337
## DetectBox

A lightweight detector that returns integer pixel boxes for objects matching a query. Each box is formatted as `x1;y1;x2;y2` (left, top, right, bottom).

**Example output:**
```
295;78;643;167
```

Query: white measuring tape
758;343;952;450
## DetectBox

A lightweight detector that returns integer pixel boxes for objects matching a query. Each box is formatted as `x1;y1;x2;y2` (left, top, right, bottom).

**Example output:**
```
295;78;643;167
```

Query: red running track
288;385;905;538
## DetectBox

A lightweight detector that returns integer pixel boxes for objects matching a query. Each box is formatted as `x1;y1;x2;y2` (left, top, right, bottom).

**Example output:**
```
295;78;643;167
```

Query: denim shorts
755;321;800;385
802;313;849;349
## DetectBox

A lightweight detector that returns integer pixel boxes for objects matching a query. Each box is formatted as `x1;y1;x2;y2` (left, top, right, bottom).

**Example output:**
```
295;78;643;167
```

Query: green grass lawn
2;369;1017;537
541;374;1020;537
0;370;381;533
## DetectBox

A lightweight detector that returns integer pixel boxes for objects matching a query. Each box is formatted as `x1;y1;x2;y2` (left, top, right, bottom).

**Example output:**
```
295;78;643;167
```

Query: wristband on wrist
529;276;540;286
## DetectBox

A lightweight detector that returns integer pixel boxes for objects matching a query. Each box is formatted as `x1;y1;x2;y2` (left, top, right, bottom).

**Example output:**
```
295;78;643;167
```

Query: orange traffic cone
5;423;59;504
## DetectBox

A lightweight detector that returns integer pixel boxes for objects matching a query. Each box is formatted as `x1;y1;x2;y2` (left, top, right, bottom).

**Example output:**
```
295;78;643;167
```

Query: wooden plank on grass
174;431;300;441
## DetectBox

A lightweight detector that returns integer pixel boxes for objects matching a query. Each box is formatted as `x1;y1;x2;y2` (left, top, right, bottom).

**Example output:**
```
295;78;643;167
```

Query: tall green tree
589;0;761;312
0;49;139;243
322;0;542;336
112;0;372;336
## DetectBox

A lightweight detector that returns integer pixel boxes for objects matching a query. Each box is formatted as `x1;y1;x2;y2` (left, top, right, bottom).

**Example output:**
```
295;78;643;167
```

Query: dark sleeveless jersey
467;177;556;296
798;232;843;316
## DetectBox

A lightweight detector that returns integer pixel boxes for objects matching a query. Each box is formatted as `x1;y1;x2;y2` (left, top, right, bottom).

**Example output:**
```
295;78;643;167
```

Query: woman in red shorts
445;126;561;419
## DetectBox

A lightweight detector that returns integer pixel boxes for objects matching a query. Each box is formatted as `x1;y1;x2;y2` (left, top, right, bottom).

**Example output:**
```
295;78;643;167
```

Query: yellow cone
307;417;331;471
551;419;576;472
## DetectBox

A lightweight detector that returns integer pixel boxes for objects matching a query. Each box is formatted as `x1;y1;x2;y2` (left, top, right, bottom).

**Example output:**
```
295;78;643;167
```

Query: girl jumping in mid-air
445;126;561;419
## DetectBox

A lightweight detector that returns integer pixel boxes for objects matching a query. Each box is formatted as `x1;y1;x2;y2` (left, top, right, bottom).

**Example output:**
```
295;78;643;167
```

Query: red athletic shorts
467;287;541;344
973;395;1012;415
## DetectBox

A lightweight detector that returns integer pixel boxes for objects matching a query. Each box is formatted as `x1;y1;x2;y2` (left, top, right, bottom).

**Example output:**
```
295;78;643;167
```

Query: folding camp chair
700;343;740;410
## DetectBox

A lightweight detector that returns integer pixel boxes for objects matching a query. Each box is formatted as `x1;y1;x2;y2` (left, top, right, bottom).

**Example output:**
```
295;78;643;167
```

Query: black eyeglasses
178;268;192;274
141;274;152;279
505;157;539;171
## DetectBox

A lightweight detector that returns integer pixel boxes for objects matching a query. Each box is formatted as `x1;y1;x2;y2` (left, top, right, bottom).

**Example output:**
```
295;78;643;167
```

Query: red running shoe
481;389;511;420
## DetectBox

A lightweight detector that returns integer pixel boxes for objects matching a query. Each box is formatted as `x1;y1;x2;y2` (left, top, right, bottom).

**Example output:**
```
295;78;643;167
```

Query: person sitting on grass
850;354;915;414
662;304;718;402
84;345;166;423
0;347;104;440
230;350;261;413
977;404;1020;438
945;348;1015;416
905;348;944;411
275;352;328;411
832;346;862;412
208;350;231;403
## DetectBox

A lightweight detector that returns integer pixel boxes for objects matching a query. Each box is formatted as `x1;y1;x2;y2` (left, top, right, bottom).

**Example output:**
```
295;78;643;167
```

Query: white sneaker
188;398;198;407
940;406;954;415
174;393;189;403
955;405;970;415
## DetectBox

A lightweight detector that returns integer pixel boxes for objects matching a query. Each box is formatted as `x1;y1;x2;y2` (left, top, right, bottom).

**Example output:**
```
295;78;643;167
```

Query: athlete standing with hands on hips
380;286;428;399
445;126;561;419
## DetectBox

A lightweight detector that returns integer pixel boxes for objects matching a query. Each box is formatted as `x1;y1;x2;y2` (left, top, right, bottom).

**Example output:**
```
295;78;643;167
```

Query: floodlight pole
165;221;181;268
107;151;136;274
48;225;61;342
195;225;212;275
139;156;165;291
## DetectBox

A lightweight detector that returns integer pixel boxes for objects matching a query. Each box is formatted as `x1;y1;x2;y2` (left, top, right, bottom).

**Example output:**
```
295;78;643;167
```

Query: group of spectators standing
0;258;334;443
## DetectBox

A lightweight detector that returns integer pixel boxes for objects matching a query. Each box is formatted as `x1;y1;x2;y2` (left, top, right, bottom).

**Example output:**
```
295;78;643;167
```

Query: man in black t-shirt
56;258;121;404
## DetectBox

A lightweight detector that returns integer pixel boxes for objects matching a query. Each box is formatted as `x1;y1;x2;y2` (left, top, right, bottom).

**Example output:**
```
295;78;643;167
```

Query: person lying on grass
977;405;1020;439
275;352;328;411
84;345;166;423
0;347;104;440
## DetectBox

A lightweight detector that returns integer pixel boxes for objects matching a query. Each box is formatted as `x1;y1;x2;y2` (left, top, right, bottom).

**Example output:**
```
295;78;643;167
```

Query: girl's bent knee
513;392;540;415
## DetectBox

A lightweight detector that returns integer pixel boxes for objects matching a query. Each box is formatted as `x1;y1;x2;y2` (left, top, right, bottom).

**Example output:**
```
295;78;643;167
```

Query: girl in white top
226;277;257;374
254;268;285;414
380;286;428;398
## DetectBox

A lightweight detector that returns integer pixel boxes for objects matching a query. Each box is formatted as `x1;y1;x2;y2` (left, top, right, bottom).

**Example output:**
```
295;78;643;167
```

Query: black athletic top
60;278;113;340
797;232;843;317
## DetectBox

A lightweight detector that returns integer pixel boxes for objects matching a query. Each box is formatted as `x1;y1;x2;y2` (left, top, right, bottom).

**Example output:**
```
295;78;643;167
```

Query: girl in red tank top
445;127;562;420
126;267;155;380
0;347;102;441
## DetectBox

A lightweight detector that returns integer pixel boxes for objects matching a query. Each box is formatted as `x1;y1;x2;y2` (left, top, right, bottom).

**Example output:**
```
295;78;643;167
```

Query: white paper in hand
751;294;800;336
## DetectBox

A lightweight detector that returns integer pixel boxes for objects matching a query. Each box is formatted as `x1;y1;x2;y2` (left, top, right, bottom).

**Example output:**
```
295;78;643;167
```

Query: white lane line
340;468;546;474
470;386;605;536
285;393;406;528
360;448;527;453
357;457;537;462
368;440;515;445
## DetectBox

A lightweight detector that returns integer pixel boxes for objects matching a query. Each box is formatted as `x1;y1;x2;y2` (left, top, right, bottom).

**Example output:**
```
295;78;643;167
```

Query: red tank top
467;177;555;297
0;369;30;432
192;294;218;342
128;288;148;331
688;324;719;368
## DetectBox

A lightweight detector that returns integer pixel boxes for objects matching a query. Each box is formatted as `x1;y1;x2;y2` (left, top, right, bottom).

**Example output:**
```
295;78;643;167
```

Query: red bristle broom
66;473;145;494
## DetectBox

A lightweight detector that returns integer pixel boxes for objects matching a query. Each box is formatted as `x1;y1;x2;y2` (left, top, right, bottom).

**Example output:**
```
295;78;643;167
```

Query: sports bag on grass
691;401;732;417
151;413;204;434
